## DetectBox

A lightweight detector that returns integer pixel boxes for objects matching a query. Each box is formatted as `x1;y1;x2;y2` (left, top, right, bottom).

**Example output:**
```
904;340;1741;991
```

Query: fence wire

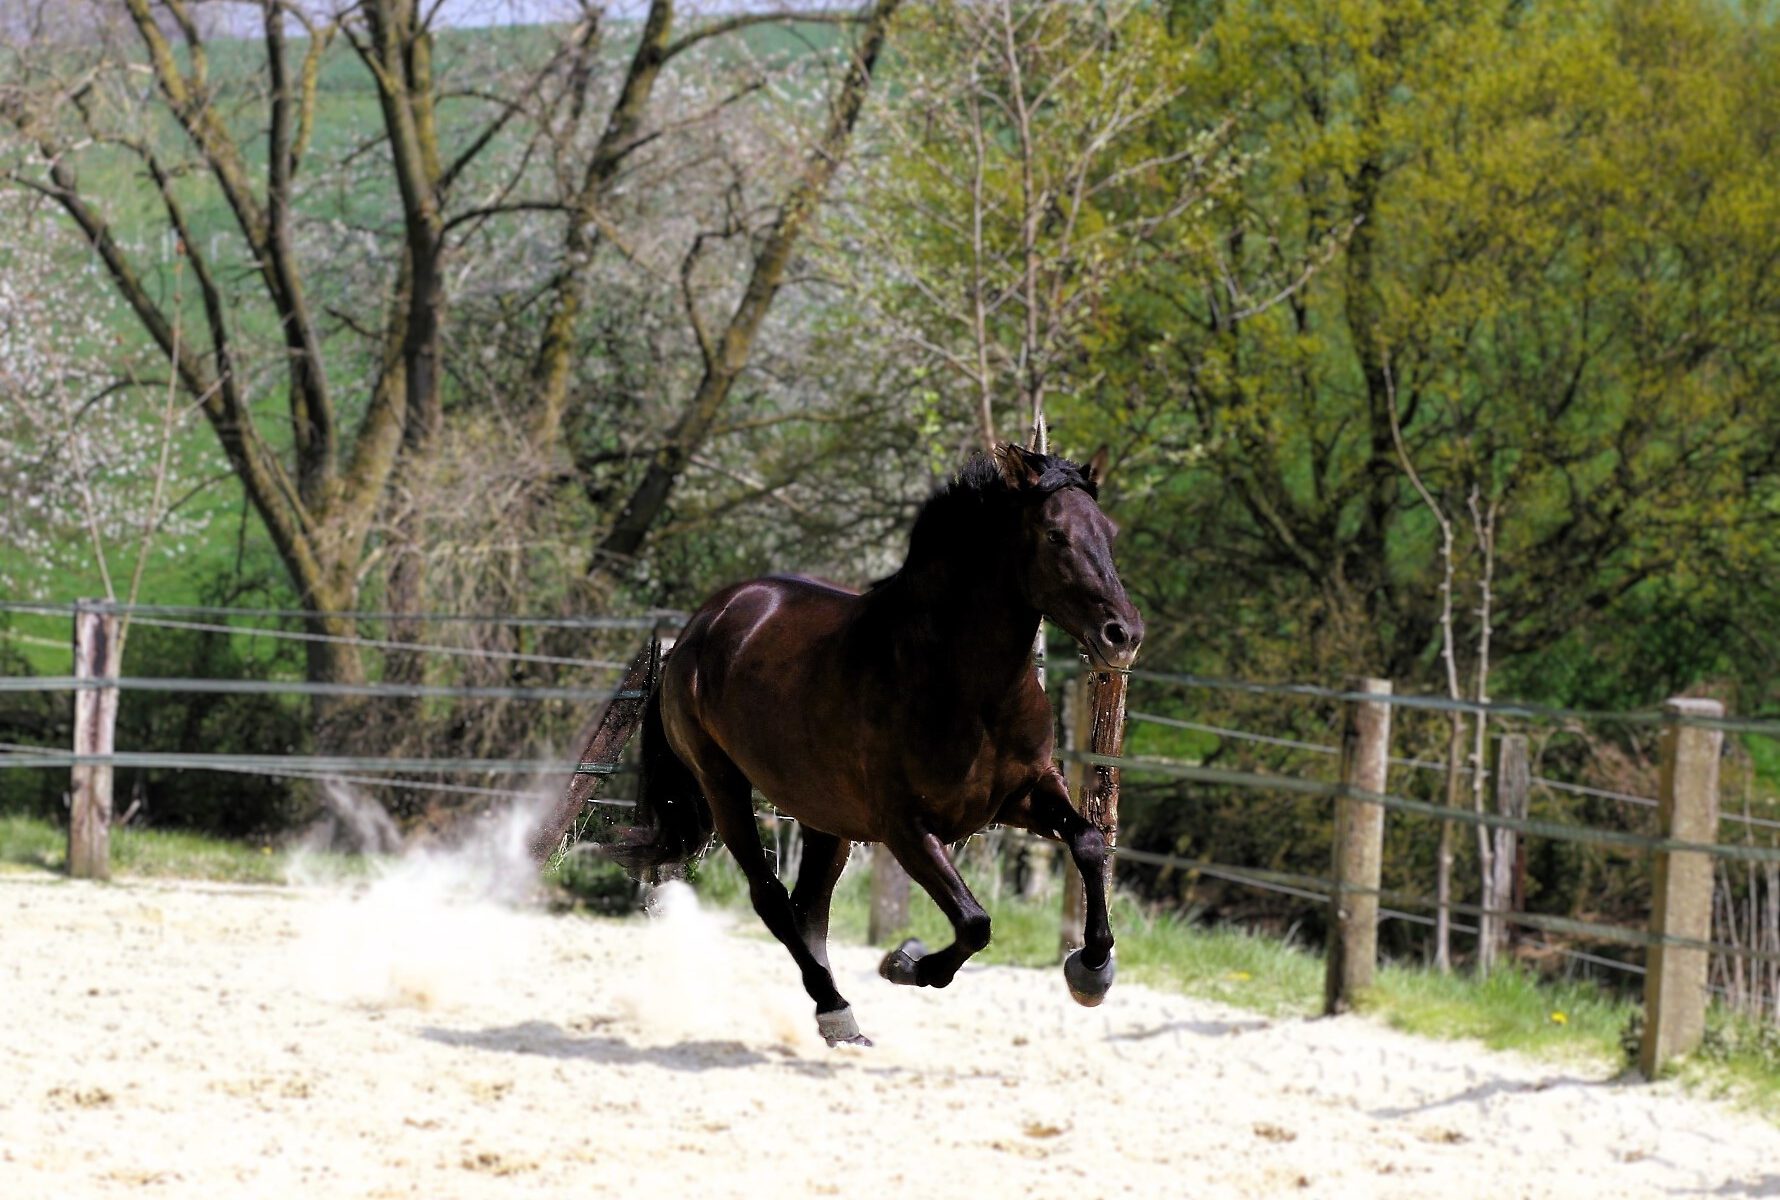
1122;703;1778;831
120;615;631;670
0;599;685;629
1107;840;1647;979
1051;658;1780;737
0;676;640;702
1064;750;1780;867
0;749;627;775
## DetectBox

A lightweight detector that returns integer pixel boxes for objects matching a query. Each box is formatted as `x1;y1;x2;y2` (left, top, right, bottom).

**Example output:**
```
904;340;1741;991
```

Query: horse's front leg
877;827;990;989
1002;771;1115;1006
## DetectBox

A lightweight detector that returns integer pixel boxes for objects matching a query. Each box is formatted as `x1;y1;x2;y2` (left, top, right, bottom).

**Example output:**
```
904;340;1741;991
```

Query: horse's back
670;573;859;695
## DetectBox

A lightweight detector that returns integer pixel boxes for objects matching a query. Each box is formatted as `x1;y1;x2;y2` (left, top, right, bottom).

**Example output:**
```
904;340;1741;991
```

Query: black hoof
816;1005;872;1048
878;937;926;986
1064;948;1115;1007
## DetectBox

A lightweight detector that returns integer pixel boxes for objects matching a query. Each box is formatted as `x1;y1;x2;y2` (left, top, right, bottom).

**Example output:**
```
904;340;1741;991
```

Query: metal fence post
1325;676;1392;1015
69;599;122;881
1639;696;1724;1077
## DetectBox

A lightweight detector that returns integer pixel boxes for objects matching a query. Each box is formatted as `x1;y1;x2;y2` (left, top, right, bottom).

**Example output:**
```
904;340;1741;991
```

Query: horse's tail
600;677;713;879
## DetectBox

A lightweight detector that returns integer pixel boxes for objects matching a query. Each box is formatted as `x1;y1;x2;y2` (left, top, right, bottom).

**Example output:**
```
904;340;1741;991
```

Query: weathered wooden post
69;599;122;881
1480;733;1529;973
1639;697;1724;1078
1325;677;1392;1015
1082;667;1129;880
868;847;909;945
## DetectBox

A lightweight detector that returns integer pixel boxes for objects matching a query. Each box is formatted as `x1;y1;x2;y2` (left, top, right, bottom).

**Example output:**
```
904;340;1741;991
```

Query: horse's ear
994;442;1044;489
1084;445;1109;488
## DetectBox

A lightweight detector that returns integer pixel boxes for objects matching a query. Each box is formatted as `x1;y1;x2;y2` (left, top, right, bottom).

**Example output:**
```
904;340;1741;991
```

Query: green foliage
1032;0;1780;707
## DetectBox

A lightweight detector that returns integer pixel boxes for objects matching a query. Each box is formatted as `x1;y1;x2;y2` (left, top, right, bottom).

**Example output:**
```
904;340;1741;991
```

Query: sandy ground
3;869;1779;1200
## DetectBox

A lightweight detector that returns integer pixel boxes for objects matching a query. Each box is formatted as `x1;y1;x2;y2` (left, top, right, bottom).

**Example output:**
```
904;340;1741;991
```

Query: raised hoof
816;1005;872;1048
878;937;927;986
1064;948;1116;1007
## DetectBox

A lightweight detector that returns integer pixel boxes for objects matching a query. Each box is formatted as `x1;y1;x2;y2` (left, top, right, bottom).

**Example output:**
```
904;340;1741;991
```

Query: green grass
0;813;350;886
1370;959;1629;1065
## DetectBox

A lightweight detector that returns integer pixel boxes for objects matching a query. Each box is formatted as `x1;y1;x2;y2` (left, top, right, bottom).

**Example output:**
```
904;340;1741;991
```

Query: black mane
874;449;1098;587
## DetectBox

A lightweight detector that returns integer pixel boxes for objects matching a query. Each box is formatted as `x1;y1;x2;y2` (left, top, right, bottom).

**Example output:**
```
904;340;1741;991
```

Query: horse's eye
1046;528;1068;547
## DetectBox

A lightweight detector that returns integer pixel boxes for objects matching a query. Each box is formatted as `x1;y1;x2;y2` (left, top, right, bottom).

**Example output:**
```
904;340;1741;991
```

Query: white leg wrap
816;1006;861;1043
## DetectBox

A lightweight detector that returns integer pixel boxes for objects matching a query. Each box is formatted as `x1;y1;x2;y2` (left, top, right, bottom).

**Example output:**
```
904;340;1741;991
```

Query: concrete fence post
69;599;122;881
1639;696;1724;1078
1325;676;1392;1015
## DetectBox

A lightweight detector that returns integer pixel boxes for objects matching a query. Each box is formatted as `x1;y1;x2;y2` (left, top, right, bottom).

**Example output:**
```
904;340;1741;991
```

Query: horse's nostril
1102;621;1128;647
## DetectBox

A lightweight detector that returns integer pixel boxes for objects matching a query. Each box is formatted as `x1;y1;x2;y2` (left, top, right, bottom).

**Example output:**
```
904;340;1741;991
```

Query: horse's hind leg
691;761;867;1046
877;827;990;990
789;826;850;970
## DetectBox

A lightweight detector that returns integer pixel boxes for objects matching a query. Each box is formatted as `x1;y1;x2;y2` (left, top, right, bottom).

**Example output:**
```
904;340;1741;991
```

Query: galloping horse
604;444;1143;1046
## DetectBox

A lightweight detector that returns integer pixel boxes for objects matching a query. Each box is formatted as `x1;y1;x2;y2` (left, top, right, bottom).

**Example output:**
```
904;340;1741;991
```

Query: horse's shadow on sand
420;1019;842;1077
1370;1074;1611;1119
1699;1177;1780;1198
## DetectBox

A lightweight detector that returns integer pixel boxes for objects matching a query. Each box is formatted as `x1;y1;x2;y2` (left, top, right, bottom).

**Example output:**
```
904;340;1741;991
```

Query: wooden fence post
1325;676;1392;1015
1083;667;1129;883
1639;696;1724;1077
1480;734;1529;973
69;599;122;881
868;845;909;945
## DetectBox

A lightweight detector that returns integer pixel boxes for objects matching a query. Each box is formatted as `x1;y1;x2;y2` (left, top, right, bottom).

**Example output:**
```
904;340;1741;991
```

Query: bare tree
841;0;1245;456
0;0;900;725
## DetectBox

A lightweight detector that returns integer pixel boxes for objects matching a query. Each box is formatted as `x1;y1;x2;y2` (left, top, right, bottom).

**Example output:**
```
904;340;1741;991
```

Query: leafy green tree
1086;0;1780;710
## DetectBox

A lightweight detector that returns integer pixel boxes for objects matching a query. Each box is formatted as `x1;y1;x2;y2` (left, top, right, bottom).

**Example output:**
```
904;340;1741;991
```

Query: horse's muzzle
1083;615;1142;671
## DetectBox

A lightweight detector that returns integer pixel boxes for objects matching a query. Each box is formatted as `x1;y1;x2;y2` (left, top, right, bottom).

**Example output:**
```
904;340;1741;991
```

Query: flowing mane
880;449;1100;585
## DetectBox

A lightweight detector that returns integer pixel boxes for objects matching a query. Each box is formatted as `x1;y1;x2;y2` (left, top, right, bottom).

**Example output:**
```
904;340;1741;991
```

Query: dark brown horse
604;444;1143;1046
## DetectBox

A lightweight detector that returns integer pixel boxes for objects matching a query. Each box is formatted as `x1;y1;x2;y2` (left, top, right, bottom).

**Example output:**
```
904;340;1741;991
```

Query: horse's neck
869;555;1038;703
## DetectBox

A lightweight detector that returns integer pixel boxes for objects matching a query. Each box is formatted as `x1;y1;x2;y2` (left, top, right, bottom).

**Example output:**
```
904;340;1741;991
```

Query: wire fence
1122;696;1780;831
119;615;635;670
1059;661;1780;737
1075;660;1780;1004
7;598;1780;995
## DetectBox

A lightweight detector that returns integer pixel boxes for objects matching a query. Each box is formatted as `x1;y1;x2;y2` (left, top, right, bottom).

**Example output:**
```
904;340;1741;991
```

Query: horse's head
997;443;1144;671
